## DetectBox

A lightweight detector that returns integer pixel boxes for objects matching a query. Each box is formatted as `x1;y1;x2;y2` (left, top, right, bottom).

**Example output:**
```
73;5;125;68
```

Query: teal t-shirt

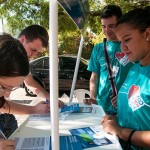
118;63;150;150
88;40;133;113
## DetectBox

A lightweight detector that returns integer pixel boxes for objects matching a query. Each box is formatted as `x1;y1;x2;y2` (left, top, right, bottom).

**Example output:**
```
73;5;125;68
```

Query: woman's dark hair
100;5;122;20
116;7;150;32
0;34;29;109
18;25;49;48
0;34;29;77
0;96;9;110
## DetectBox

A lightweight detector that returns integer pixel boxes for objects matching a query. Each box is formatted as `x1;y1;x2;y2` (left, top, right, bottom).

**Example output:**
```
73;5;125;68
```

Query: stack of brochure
29;104;101;121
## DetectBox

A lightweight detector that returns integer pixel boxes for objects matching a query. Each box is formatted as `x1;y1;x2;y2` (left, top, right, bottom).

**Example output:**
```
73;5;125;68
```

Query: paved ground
10;87;71;103
10;87;37;102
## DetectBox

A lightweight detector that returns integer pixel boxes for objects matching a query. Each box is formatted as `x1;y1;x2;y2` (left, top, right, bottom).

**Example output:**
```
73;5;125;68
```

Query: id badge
112;66;119;77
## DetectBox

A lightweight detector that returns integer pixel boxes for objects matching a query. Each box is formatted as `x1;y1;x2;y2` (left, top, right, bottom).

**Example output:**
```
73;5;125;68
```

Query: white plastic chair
73;89;90;103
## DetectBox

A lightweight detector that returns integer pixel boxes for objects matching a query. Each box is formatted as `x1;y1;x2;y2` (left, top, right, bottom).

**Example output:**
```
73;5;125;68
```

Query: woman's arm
102;118;150;148
0;100;50;114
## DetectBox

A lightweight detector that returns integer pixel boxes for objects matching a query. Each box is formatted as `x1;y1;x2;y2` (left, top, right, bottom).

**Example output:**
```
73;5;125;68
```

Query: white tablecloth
10;104;122;150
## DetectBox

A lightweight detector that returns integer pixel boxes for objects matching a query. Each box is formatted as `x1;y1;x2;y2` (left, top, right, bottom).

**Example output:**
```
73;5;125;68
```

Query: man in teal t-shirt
88;40;133;113
86;5;133;114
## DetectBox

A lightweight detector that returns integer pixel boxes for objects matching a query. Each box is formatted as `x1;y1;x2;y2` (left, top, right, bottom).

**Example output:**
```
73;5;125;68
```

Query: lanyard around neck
103;38;117;96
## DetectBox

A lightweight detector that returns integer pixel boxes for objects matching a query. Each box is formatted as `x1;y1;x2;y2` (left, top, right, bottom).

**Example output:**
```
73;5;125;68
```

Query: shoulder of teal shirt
88;42;104;71
93;42;104;53
107;40;120;43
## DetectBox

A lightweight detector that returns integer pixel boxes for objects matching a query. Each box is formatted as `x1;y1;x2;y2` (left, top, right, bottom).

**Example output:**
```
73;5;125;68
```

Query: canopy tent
58;0;89;103
50;0;89;149
58;0;89;29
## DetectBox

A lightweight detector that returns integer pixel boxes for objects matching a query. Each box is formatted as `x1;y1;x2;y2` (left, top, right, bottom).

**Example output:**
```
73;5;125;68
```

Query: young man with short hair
85;5;133;114
0;25;64;138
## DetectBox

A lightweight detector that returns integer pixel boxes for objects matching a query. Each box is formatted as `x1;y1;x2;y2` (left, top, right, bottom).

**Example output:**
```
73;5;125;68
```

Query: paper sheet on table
29;104;105;121
28;112;70;121
15;136;82;150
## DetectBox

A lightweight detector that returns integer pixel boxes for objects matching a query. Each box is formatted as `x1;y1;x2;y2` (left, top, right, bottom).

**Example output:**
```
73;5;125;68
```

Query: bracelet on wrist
124;130;136;150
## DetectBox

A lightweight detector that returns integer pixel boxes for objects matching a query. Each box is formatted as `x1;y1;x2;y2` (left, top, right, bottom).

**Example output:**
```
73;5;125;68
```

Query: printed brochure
60;103;97;113
69;126;112;149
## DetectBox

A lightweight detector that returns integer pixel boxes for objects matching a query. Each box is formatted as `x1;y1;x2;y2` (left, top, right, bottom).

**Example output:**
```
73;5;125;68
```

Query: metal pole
50;0;59;150
69;35;84;103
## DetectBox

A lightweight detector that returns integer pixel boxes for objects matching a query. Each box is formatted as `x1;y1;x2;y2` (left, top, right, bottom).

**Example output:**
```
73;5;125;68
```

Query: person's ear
145;27;150;41
19;35;26;43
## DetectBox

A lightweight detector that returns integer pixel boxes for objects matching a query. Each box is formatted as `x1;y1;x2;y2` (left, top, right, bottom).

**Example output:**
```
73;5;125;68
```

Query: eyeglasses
0;85;19;94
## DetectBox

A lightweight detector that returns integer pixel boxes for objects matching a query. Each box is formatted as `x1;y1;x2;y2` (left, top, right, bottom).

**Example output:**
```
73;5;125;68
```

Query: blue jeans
0;114;18;138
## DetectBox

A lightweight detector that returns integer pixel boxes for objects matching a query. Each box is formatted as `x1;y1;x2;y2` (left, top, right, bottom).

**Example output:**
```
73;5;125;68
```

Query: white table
10;104;122;150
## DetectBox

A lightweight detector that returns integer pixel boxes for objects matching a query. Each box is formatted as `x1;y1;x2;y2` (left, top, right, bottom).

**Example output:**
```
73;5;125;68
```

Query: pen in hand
43;99;49;104
0;130;7;140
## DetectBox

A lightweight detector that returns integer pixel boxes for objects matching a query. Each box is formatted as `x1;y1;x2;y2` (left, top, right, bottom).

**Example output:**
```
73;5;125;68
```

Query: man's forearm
89;72;98;100
35;87;49;99
24;74;50;100
90;80;97;100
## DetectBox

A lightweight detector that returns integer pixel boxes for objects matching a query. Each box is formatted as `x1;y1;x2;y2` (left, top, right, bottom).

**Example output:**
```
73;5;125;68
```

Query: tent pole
50;0;59;150
69;35;84;103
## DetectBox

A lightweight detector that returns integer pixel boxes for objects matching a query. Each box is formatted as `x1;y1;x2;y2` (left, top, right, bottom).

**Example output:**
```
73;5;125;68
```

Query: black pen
44;99;49;104
0;130;7;140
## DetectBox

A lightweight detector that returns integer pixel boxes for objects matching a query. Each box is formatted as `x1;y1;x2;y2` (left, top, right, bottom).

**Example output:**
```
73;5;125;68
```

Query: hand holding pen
0;130;15;150
110;95;118;108
0;130;7;140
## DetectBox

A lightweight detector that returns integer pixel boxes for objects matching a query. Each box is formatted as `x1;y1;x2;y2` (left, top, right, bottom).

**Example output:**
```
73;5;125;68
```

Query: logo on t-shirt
128;85;144;111
115;52;129;66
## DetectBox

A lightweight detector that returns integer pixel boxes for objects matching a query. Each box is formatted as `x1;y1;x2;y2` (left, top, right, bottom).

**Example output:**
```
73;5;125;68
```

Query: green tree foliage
0;0;149;59
0;0;49;35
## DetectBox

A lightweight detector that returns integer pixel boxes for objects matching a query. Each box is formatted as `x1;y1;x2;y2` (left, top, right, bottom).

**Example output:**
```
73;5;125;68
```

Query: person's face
19;35;44;59
0;76;26;97
101;15;118;41
116;23;150;66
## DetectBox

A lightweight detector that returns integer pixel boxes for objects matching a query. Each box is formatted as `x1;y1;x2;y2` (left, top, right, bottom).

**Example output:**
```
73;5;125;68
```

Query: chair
73;89;90;103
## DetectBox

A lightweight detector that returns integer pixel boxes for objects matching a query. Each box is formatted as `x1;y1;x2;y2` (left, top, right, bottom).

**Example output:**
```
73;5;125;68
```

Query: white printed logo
115;52;129;66
128;85;145;111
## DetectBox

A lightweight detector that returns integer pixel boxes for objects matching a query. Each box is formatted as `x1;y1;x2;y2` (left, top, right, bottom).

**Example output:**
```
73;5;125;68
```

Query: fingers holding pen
110;95;118;108
0;139;15;150
101;118;121;136
83;98;98;105
101;115;116;125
